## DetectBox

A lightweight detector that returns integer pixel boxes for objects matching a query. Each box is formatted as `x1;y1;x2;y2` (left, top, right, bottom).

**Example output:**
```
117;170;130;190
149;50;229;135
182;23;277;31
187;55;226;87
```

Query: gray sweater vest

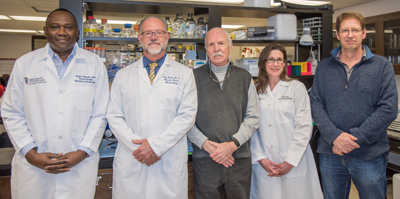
193;63;252;158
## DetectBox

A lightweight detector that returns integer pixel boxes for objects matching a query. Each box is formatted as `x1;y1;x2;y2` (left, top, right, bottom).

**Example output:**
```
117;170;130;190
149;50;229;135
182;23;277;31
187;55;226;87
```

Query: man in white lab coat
187;28;259;199
106;17;197;199
1;8;109;199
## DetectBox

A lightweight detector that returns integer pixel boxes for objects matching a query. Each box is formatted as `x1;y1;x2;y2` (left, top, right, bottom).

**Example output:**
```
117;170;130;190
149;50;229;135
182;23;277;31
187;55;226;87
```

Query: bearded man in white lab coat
1;8;109;199
106;16;197;199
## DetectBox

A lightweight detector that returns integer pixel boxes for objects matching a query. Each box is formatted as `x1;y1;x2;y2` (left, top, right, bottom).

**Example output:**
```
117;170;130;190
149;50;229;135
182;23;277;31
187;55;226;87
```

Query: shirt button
59;112;63;116
58;136;62;139
59;91;63;94
270;145;273;148
269;124;272;127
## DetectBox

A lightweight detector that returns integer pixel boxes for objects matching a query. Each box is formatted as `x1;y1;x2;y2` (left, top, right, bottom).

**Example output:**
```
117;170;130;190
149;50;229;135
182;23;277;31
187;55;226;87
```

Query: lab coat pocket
115;146;141;173
74;87;95;111
158;84;182;111
276;101;295;124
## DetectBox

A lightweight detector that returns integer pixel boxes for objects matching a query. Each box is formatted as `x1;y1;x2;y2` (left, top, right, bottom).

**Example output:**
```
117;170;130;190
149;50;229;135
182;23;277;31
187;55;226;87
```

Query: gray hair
138;16;168;34
204;27;232;49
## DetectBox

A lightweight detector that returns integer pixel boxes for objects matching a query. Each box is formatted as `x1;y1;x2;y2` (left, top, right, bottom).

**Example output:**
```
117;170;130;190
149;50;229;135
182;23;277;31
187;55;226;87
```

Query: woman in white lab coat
250;43;323;199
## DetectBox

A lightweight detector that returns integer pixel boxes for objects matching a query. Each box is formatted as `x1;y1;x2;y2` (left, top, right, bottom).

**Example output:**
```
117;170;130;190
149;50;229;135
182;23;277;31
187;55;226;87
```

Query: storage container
267;14;297;40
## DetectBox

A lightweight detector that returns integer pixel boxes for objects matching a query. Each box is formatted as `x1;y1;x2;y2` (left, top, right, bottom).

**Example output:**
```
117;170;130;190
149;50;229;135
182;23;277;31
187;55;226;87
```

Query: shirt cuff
78;146;94;156
20;142;37;156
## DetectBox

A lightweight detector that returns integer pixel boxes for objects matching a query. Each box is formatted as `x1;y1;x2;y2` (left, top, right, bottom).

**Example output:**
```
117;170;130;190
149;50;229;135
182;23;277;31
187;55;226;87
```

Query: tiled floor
349;181;393;199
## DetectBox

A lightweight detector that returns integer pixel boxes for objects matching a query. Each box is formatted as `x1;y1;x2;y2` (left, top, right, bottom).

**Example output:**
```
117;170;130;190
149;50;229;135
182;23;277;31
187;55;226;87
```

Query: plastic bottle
173;13;186;38
241;48;246;58
185;13;196;39
245;48;251;58
98;19;112;37
123;24;134;38
112;28;122;38
84;16;98;37
196;17;206;39
134;25;139;38
165;17;173;35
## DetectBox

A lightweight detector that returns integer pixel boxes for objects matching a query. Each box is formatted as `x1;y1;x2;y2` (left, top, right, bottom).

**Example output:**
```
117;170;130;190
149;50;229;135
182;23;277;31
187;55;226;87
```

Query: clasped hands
202;140;238;168
258;158;294;177
332;132;360;156
25;149;88;174
132;139;160;166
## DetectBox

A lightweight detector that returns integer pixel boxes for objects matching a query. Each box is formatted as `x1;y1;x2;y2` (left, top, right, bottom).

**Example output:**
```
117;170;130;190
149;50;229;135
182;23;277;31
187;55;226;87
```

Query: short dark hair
45;8;77;27
336;12;365;31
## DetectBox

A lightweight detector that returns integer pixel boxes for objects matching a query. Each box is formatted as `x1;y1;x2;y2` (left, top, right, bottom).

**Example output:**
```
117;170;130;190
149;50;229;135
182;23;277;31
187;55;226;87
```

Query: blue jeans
319;153;388;199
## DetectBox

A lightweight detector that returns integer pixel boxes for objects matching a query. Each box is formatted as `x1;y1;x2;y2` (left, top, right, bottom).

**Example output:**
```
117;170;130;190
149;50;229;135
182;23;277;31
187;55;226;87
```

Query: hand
332;146;343;156
332;132;360;154
132;139;161;166
258;158;278;176
25;149;68;173
273;161;294;177
209;141;238;166
44;150;87;174
202;140;235;168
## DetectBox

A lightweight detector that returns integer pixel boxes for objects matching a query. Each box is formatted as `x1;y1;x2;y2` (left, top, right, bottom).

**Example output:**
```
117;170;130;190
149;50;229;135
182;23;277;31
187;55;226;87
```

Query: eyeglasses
338;29;363;35
141;30;167;38
267;58;285;64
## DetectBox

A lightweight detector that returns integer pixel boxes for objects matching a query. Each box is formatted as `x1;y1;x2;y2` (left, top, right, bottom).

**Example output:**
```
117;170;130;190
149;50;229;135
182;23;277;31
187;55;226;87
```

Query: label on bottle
168;27;172;33
189;24;196;31
89;28;97;33
99;29;105;33
84;28;90;33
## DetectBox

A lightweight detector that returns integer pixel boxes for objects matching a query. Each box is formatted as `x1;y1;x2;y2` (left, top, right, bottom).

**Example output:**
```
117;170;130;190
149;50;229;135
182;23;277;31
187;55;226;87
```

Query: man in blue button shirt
1;8;109;199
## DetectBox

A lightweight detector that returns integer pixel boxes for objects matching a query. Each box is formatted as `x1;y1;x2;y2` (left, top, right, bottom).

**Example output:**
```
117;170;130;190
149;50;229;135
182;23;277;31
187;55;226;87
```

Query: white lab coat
1;43;109;199
107;56;197;199
250;80;322;199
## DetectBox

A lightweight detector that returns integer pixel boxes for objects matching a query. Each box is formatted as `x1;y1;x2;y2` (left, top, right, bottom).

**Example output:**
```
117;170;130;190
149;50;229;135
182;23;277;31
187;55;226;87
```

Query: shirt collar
48;43;77;61
143;53;167;68
336;46;366;61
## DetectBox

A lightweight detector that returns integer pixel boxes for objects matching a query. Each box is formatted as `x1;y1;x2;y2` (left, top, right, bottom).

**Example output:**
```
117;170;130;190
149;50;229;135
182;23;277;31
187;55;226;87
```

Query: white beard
143;40;168;55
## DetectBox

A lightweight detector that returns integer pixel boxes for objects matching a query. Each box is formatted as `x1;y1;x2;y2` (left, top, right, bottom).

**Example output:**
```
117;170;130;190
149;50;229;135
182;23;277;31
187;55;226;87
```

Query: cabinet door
384;19;400;67
362;23;376;53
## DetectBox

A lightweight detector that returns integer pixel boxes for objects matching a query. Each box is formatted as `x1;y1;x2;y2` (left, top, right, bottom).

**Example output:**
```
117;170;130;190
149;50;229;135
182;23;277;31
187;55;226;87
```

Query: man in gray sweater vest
188;27;259;199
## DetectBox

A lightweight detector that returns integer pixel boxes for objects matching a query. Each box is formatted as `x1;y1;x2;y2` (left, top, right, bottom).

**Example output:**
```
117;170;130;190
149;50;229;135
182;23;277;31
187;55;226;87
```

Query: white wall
333;0;400;22
0;34;32;59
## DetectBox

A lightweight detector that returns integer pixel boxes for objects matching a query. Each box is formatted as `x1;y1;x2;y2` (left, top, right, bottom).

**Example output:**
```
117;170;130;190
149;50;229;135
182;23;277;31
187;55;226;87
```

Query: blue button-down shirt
49;44;77;80
143;53;167;77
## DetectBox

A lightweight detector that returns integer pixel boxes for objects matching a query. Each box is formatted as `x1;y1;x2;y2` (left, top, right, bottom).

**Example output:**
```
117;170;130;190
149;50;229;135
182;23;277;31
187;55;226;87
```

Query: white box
244;0;270;8
268;14;297;40
394;173;400;199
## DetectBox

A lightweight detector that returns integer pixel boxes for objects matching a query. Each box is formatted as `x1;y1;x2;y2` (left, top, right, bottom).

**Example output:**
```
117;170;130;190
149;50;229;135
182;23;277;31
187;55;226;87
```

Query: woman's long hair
255;43;293;94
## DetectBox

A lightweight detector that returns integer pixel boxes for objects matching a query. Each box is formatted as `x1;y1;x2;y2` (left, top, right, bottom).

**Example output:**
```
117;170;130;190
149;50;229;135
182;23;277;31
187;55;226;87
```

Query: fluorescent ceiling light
0;15;11;20
10;16;47;21
182;0;244;3
0;29;39;33
222;25;245;29
283;0;330;6
37;30;44;34
98;19;137;25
